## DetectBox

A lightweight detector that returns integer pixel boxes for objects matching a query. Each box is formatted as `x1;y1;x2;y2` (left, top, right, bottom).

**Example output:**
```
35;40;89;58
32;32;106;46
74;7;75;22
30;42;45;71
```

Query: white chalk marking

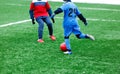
0;19;31;28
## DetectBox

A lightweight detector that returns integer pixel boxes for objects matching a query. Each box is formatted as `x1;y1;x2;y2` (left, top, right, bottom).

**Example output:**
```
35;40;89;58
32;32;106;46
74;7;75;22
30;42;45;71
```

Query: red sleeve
30;2;34;10
45;2;50;10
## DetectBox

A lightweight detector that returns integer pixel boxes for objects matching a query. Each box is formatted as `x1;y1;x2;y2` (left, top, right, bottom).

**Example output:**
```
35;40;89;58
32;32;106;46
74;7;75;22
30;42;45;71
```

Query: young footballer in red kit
29;0;56;43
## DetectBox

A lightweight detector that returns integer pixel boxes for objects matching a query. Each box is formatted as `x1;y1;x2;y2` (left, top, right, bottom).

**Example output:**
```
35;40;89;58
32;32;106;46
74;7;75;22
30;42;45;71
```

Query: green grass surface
0;0;120;74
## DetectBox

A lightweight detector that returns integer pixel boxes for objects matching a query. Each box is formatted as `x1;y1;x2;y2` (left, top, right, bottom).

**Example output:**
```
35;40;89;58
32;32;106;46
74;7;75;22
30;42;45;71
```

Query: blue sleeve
60;4;65;11
75;7;81;15
75;6;86;23
29;10;34;19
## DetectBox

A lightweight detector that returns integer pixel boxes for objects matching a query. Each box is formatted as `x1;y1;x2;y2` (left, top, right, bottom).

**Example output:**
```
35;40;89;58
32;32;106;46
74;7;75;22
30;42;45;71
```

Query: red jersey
30;0;51;18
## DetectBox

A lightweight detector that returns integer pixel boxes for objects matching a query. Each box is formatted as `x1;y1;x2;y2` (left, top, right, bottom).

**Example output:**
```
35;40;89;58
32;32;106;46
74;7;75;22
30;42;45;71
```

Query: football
60;42;67;51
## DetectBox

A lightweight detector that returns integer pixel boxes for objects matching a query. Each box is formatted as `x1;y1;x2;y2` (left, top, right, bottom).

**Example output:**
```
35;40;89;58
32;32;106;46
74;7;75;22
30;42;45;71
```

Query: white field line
0;17;120;28
48;0;120;5
0;19;31;28
87;18;120;22
55;17;120;22
0;3;120;12
79;7;120;12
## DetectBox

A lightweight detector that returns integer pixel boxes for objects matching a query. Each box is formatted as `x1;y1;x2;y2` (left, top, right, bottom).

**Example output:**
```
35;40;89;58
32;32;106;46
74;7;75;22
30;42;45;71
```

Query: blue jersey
53;1;89;51
60;2;81;26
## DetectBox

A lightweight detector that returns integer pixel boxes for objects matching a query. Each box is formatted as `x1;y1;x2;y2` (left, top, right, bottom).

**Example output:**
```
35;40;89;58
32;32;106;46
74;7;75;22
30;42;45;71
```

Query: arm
78;14;87;25
47;8;52;16
75;7;88;25
50;8;63;23
54;8;63;14
46;2;55;23
29;10;34;20
46;2;52;16
51;8;63;19
47;8;55;23
29;2;35;24
29;2;34;20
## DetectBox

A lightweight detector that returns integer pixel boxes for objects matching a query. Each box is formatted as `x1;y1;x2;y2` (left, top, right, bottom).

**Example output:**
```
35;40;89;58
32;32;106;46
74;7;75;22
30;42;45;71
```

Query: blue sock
65;39;71;51
79;33;86;38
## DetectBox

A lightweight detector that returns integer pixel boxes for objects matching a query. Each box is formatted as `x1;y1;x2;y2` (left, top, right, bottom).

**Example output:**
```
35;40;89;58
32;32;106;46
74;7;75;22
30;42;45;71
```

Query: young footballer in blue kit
51;0;95;54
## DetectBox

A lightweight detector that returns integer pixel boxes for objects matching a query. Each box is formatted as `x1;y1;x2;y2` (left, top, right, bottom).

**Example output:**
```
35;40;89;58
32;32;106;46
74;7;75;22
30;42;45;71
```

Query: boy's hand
32;19;35;24
84;22;88;26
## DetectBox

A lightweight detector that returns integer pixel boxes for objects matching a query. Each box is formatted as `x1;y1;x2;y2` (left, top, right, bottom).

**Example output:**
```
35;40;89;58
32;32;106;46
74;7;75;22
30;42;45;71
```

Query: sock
79;33;86;38
65;39;71;51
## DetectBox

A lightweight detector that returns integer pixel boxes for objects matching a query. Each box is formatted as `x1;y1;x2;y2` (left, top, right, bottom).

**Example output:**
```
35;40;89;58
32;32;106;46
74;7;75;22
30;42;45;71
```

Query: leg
73;25;95;40
36;17;44;39
64;36;71;51
72;25;87;38
63;27;72;54
75;33;86;39
76;33;95;40
43;17;53;36
64;36;72;54
43;17;56;40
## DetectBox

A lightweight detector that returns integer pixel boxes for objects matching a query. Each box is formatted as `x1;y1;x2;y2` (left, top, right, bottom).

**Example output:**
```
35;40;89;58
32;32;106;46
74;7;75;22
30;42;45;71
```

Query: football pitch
0;0;120;74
